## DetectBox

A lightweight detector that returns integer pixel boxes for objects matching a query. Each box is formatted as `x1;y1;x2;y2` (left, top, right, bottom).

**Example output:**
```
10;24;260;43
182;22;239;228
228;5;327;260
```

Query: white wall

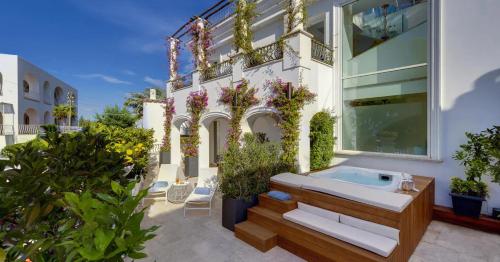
143;102;165;144
333;0;500;214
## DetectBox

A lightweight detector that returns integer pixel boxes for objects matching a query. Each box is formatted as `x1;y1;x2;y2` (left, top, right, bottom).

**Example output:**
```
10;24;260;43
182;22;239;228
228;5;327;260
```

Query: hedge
310;111;335;170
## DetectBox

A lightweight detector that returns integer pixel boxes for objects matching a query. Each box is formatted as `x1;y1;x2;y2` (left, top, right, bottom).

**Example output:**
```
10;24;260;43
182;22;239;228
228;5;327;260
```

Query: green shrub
85;122;154;178
452;125;500;198
0;127;157;261
219;133;286;201
310;111;335;170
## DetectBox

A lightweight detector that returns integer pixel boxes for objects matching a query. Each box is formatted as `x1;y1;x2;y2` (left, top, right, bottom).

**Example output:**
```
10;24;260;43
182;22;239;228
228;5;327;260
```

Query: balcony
244;41;284;69
201;59;232;82
0;125;14;135
171;73;193;91
311;40;334;66
18;124;41;135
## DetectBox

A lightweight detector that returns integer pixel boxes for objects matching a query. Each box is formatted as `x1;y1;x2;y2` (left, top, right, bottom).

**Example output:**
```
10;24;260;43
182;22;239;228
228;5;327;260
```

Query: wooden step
235;221;278;252
247;206;393;262
258;193;297;214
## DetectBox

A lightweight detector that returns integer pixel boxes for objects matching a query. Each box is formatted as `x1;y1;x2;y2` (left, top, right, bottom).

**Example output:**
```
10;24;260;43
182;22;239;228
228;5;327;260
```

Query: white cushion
283;209;397;257
270;173;311;188
302;178;412;212
340;215;400;243
298;202;340;222
185;190;214;202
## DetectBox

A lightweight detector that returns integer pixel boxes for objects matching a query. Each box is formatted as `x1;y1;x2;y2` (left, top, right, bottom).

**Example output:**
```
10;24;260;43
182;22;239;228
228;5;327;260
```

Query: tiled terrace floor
140;195;500;262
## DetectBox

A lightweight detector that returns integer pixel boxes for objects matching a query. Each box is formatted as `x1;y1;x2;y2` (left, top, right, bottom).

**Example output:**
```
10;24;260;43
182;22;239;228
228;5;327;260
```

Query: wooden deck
235;175;435;262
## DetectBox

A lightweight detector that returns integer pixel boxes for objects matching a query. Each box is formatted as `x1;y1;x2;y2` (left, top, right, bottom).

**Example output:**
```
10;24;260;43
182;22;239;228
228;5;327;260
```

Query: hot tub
309;166;403;192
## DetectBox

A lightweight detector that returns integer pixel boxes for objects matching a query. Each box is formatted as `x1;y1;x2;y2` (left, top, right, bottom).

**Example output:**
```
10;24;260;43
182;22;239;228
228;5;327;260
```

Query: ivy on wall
310;111;335;170
218;79;259;145
285;0;308;34
266;79;315;170
234;0;257;54
184;89;209;157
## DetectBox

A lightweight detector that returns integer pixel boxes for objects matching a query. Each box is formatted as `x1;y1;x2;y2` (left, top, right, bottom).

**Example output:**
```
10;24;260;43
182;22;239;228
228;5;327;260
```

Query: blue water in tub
311;169;393;187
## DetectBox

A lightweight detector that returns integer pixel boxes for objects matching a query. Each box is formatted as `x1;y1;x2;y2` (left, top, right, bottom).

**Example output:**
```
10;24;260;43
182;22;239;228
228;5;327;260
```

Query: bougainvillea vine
266;79;315;170
184;89;209;157
189;17;212;72
161;98;176;152
218;79;259;145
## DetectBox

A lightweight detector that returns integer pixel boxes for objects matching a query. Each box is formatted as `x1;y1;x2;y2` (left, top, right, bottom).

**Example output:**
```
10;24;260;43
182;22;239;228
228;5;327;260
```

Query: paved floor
140;195;500;262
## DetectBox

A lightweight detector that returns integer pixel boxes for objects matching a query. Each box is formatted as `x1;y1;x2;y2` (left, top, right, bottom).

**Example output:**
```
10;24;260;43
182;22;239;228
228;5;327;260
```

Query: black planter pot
493;208;500;220
450;193;484;218
159;151;171;164
222;196;259;231
185;156;198;177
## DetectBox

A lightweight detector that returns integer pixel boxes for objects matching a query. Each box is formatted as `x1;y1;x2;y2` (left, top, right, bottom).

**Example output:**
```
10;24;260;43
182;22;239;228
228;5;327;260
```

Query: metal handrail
311;40;334;66
244;41;283;69
201;59;232;81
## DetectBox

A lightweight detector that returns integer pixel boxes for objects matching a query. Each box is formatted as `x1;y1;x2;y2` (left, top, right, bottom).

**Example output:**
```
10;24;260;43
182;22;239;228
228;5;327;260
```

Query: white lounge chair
149;164;179;201
184;167;218;217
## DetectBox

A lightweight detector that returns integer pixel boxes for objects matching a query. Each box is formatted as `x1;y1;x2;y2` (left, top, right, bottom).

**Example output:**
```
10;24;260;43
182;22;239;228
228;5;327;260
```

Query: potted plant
452;126;499;218
160;98;175;164
183;90;208;177
219;133;284;231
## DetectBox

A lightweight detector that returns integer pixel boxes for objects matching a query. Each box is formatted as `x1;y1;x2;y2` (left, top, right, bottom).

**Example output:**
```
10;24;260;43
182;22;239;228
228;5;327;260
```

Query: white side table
167;182;191;203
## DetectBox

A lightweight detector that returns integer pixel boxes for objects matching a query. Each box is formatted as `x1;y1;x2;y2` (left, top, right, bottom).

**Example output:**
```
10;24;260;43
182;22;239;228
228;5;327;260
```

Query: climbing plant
161;98;176;152
184;89;209;157
266;79;315;171
310;111;335;170
218;79;259;145
168;37;181;81
234;0;257;54
189;18;212;72
285;0;308;34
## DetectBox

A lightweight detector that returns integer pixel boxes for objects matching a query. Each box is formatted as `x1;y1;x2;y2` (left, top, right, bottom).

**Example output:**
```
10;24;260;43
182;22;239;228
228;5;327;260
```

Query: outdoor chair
184;167;218;217
149;164;179;201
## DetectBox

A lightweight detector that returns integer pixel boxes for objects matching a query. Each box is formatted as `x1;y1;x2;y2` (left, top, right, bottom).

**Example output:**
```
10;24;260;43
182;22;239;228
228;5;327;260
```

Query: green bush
310;111;335;170
84;122;154;178
219;133;286;201
452;125;500;198
0;127;157;261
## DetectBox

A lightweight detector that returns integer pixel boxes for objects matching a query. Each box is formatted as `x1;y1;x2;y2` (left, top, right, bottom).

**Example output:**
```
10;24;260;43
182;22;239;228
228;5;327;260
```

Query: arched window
43;81;50;103
23;80;30;93
54;86;63;105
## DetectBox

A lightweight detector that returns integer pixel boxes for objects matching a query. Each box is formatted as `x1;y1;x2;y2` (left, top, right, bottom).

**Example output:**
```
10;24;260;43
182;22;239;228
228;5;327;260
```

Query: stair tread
260;193;296;204
235;221;277;239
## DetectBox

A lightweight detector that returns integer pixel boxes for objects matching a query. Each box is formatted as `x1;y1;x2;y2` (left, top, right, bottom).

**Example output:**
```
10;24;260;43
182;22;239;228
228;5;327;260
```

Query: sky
0;0;214;118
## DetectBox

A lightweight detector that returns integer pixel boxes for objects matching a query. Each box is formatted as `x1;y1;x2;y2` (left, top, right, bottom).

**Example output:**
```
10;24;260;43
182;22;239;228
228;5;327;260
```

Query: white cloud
76;73;132;85
144;76;164;87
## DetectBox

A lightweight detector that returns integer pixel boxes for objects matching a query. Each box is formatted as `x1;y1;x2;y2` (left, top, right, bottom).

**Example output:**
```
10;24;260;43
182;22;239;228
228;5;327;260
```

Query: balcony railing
244;41;284;69
172;73;193;91
201;60;233;82
0;125;14;135
311;40;334;66
18;124;41;135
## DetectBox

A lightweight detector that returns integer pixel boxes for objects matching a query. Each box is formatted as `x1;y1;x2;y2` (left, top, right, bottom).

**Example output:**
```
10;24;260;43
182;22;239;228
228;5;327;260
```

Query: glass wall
341;0;428;155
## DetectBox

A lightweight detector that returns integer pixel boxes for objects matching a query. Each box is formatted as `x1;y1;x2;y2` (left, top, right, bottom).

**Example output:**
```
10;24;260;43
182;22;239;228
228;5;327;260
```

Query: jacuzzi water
310;166;403;192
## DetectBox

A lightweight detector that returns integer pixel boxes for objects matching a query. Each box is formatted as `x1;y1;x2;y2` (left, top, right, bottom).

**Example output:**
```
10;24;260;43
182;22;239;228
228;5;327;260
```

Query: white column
199;121;210;169
285;0;305;33
171;124;182;166
168;37;180;81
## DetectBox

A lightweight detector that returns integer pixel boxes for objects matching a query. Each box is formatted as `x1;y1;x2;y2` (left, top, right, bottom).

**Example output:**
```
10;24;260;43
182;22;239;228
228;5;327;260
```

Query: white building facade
0;54;78;151
143;0;500;213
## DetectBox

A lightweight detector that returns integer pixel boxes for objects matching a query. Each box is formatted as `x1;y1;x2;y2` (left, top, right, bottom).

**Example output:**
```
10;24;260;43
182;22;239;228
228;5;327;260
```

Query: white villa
0;54;78;151
143;0;500;215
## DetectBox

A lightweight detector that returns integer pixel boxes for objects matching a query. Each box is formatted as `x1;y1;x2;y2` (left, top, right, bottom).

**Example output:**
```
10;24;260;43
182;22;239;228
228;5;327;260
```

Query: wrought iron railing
311;40;334;66
0;125;14;135
201;60;233;82
244;41;284;69
172;73;193;91
16;125;80;135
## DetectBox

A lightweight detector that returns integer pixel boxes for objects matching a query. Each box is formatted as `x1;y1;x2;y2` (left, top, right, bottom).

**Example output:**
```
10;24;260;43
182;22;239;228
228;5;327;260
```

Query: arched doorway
43;81;51;104
246;107;281;143
201;112;230;167
23;108;38;125
23;73;39;100
172;115;191;167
